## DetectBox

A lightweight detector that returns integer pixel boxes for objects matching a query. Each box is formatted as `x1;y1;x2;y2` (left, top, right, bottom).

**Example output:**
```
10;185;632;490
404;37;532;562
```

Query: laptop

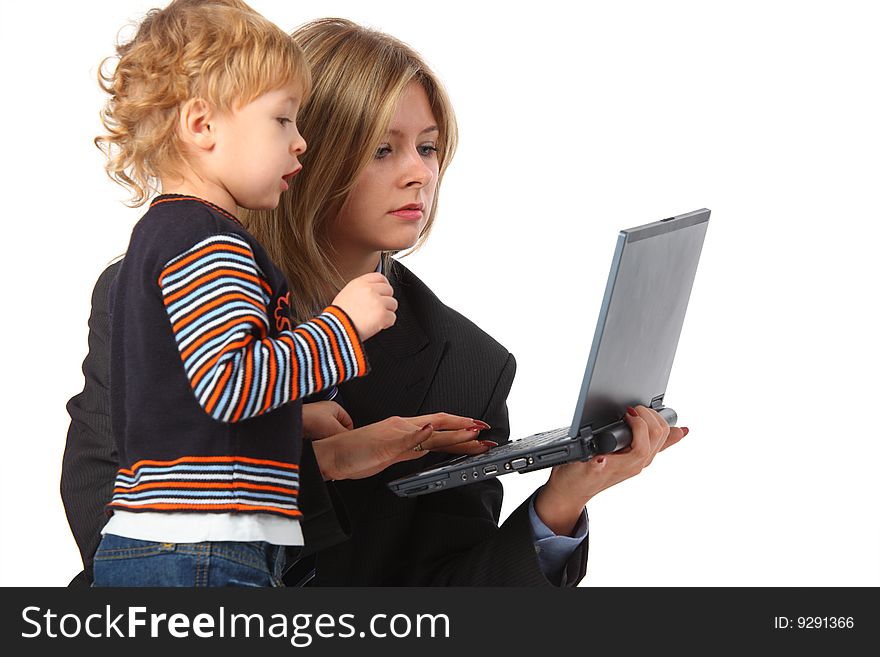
387;208;710;497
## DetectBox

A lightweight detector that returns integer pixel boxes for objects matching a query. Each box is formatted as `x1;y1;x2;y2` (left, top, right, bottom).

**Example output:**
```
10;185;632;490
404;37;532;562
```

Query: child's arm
159;233;368;422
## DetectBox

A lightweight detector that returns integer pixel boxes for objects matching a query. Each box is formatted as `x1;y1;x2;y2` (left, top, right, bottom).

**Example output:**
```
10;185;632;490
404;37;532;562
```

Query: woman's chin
385;238;421;253
377;229;422;252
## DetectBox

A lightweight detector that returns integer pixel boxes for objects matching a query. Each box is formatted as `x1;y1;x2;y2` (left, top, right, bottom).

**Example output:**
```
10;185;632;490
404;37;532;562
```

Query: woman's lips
389;204;424;221
389;208;423;221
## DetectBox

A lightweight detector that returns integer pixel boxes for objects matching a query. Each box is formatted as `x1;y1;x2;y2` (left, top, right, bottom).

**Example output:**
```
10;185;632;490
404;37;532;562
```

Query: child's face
329;82;440;260
211;84;307;211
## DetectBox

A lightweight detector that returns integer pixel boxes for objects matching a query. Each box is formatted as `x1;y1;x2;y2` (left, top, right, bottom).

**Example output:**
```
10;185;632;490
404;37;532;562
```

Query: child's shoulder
129;195;248;267
140;195;239;232
137;195;244;239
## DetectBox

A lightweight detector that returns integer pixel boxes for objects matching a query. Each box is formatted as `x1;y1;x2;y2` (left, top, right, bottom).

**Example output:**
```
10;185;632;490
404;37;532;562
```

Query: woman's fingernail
595;456;606;464
479;440;498;448
466;425;485;432
472;420;491;429
421;423;433;432
626;406;638;417
681;427;690;436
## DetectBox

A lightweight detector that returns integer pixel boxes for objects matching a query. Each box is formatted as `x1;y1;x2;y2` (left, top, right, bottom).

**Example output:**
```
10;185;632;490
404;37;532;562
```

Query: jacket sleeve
60;262;121;584
404;353;589;586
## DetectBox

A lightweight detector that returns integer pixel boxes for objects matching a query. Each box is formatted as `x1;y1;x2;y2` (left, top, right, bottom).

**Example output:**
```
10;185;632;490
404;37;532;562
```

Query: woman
62;18;687;587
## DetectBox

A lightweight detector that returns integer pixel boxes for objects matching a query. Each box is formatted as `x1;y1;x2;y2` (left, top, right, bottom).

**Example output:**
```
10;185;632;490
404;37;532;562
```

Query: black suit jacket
62;259;588;586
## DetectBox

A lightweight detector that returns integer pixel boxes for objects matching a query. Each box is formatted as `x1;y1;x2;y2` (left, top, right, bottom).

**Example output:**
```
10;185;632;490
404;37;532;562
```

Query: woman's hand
310;412;494;481
534;405;690;536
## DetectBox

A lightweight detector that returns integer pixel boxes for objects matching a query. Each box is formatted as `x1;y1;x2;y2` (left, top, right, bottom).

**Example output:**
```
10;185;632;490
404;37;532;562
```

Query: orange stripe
164;268;264;306
231;346;254;422
281;336;300;398
190;334;252;390
282;335;298;405
205;362;233;415
114;481;298;495
181;314;264;362
172;292;264;333
325;306;366;375
118;456;300;476
158;242;253;287
260;338;279;414
294;327;322;397
313;315;347;380
109;502;301;517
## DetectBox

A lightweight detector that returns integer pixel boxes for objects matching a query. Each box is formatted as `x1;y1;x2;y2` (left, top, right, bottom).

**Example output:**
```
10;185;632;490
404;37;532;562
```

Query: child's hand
332;272;397;340
302;401;353;440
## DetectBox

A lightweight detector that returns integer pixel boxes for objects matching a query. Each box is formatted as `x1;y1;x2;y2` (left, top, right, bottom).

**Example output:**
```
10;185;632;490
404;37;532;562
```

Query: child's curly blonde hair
96;0;310;206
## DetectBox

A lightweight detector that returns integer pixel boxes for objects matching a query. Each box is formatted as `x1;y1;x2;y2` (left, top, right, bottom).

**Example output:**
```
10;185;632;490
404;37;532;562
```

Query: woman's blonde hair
244;18;459;321
95;0;310;206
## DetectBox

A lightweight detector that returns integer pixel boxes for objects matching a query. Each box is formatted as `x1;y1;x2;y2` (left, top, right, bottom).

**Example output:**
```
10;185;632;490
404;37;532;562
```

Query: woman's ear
178;98;216;151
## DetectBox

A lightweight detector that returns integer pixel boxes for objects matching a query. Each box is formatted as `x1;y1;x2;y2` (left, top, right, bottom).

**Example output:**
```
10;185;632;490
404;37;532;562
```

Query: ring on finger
413;443;424;452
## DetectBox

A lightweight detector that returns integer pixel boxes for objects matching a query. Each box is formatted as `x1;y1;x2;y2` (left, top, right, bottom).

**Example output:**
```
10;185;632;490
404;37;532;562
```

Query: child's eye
418;144;439;157
374;145;392;159
277;117;292;127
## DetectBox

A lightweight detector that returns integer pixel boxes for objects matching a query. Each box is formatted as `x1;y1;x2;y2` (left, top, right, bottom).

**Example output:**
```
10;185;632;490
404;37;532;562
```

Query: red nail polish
681;427;689;436
595;456;606;464
466;425;483;432
626;406;638;417
472;420;491;429
479;440;498;448
421;423;433;432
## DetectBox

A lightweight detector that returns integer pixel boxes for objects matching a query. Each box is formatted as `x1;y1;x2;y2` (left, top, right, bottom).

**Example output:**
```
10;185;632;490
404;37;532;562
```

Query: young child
91;0;397;586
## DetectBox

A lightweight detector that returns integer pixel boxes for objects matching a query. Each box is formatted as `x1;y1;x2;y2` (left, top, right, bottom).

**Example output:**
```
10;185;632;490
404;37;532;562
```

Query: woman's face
330;82;440;262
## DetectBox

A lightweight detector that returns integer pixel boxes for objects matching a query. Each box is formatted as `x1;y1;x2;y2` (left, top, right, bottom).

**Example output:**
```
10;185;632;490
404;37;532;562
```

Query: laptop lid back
568;208;710;436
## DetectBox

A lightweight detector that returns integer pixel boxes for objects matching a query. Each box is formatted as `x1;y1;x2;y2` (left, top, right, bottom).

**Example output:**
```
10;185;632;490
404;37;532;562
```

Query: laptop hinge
650;394;665;410
576;425;592;440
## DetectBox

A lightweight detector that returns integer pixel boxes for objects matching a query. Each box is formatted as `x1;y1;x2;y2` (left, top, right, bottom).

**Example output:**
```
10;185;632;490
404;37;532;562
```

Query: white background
1;0;877;587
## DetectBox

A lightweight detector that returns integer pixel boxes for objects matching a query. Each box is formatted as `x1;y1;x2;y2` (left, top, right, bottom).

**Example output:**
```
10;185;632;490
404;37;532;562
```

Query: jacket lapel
338;262;447;426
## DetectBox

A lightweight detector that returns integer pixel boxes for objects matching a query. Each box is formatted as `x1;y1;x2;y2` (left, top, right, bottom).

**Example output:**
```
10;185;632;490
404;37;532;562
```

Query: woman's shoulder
89;258;124;311
390;260;511;362
95;257;123;292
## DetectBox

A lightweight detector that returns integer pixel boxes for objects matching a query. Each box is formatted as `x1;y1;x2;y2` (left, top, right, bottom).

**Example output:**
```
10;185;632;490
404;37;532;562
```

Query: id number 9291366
773;616;855;630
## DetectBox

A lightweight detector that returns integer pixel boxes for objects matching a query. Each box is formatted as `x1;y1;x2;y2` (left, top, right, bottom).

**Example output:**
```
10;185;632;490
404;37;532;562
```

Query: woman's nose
401;149;433;187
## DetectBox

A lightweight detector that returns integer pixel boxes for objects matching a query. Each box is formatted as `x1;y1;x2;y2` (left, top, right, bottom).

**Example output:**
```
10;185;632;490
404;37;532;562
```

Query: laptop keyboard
461;426;571;465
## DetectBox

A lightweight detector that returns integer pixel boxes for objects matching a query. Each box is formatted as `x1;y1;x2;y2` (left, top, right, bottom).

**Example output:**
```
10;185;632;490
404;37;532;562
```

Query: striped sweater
107;195;368;519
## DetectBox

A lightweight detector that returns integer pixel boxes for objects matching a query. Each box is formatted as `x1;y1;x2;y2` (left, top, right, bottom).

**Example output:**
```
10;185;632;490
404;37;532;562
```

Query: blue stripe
176;302;264;345
115;463;300;480
271;340;286;408
242;344;263;419
163;243;255;283
298;321;332;393
190;331;252;397
112;490;298;503
162;251;259;290
321;312;355;380
166;276;265;317
213;351;242;419
175;300;266;343
186;321;254;367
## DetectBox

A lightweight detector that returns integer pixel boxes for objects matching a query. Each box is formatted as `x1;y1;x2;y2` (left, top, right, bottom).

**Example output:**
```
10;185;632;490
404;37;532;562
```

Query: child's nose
290;130;307;156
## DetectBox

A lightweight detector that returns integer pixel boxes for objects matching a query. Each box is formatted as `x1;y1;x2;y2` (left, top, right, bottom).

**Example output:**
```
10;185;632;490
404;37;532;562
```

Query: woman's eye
277;117;292;127
374;145;392;159
418;144;439;157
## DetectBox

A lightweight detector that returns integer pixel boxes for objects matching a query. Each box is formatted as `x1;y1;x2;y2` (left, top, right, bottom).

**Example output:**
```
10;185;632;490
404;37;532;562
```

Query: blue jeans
92;534;286;587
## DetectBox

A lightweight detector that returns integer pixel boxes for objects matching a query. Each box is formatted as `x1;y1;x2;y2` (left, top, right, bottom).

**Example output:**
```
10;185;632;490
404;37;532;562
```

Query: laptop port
483;465;498;475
